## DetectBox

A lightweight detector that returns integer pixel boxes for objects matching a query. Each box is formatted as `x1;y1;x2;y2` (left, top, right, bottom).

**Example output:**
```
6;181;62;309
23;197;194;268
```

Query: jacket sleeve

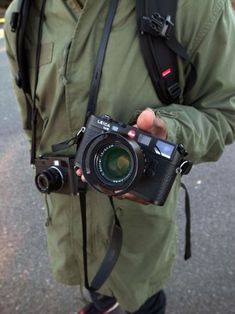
156;0;235;164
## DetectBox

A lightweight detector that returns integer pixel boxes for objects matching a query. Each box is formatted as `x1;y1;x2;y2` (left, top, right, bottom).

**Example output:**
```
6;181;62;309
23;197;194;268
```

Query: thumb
136;109;168;140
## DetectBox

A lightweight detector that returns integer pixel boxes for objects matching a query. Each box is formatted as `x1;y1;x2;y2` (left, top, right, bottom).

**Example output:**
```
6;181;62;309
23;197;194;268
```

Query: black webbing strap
180;182;191;260
14;0;31;93
11;0;49;161
79;191;123;304
51;0;119;153
78;0;122;300
136;0;197;104
90;197;122;292
11;0;47;164
85;0;119;123
11;0;33;130
79;190;90;289
30;0;47;164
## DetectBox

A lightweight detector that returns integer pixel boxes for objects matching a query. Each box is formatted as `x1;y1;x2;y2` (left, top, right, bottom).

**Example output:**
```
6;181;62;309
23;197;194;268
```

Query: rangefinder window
155;140;175;159
137;134;152;146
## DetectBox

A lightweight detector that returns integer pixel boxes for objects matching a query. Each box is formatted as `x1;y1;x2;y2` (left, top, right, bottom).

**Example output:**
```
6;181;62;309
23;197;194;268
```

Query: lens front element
99;145;132;182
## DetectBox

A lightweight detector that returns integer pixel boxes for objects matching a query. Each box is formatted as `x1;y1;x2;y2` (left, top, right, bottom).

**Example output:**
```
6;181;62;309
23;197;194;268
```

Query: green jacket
4;0;235;311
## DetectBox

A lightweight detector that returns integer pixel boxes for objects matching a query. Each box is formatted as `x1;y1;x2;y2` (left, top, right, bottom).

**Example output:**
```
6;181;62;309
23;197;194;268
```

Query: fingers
136;108;168;140
76;168;86;182
116;193;150;205
136;108;155;131
76;168;150;204
76;168;82;176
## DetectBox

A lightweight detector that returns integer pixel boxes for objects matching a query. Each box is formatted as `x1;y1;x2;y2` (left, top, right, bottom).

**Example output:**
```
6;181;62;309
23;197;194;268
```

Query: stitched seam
190;0;226;56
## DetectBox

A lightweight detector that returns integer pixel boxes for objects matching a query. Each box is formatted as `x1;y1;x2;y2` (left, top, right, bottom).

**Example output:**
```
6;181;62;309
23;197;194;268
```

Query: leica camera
75;114;192;205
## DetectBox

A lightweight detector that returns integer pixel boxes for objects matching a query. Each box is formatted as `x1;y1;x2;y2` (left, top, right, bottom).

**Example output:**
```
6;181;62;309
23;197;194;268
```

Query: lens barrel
35;166;64;193
81;133;145;195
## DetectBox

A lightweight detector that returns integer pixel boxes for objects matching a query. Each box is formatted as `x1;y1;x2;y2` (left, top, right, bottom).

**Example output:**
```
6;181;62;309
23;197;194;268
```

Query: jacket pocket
27;42;54;68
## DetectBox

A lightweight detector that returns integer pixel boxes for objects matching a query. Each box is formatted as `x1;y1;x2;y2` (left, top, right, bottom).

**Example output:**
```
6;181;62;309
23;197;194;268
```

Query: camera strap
10;0;33;131
52;0;120;152
11;0;47;165
30;0;47;165
77;0;124;310
84;0;119;123
79;190;123;311
78;199;125;313
180;182;191;260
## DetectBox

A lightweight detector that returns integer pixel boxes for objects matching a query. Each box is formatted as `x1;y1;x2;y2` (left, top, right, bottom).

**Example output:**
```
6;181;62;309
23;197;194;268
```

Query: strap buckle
10;12;20;32
168;82;181;99
141;13;174;39
15;71;23;88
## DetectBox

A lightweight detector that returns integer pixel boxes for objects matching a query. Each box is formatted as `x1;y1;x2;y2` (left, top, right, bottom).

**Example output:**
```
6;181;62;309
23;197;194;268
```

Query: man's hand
76;108;168;204
116;108;168;204
135;108;167;140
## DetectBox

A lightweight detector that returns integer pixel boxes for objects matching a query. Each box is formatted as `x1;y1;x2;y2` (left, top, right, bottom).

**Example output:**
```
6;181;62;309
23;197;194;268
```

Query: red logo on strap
162;68;172;78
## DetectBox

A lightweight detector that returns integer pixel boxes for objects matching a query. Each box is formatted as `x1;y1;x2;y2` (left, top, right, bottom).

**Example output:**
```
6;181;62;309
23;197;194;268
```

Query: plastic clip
141;13;174;39
15;71;22;88
10;12;19;32
168;82;181;100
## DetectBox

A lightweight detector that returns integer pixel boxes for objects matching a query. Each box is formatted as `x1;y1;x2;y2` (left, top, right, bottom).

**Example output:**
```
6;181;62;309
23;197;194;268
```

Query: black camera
75;114;192;205
34;156;83;195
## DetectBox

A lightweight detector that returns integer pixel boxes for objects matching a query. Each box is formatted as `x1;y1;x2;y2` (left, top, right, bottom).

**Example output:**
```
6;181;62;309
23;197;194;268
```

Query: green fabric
4;0;235;311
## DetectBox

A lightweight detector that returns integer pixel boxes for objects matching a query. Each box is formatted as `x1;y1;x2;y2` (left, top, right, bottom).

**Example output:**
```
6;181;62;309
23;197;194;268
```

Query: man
4;0;235;313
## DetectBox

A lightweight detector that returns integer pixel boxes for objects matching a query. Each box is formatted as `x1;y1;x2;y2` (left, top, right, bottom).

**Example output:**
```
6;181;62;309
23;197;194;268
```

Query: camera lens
99;145;133;182
35;166;64;193
81;133;145;196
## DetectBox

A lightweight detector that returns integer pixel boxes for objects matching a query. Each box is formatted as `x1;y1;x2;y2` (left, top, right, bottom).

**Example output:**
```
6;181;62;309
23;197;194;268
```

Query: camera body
75;114;192;205
34;156;83;195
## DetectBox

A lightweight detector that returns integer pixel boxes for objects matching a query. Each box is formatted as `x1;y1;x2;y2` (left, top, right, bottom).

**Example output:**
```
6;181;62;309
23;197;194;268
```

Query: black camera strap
84;0;119;123
77;0;124;310
30;0;47;165
79;192;123;292
11;0;47;165
52;0;120;151
10;0;33;131
180;182;191;260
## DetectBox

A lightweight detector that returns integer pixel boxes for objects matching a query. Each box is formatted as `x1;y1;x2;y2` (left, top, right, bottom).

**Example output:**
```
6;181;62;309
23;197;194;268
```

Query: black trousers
132;290;166;314
89;290;166;314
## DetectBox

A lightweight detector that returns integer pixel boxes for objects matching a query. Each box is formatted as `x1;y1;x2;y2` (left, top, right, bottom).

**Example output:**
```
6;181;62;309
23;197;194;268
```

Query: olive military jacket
5;0;235;311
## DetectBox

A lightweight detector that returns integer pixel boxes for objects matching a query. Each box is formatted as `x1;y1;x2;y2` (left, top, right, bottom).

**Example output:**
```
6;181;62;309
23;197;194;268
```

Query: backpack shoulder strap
10;0;33;129
136;0;196;104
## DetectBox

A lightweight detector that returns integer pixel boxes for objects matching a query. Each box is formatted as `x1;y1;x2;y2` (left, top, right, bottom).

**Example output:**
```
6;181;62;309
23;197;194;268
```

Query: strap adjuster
141;13;174;39
10;12;20;32
168;82;181;99
15;72;22;88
